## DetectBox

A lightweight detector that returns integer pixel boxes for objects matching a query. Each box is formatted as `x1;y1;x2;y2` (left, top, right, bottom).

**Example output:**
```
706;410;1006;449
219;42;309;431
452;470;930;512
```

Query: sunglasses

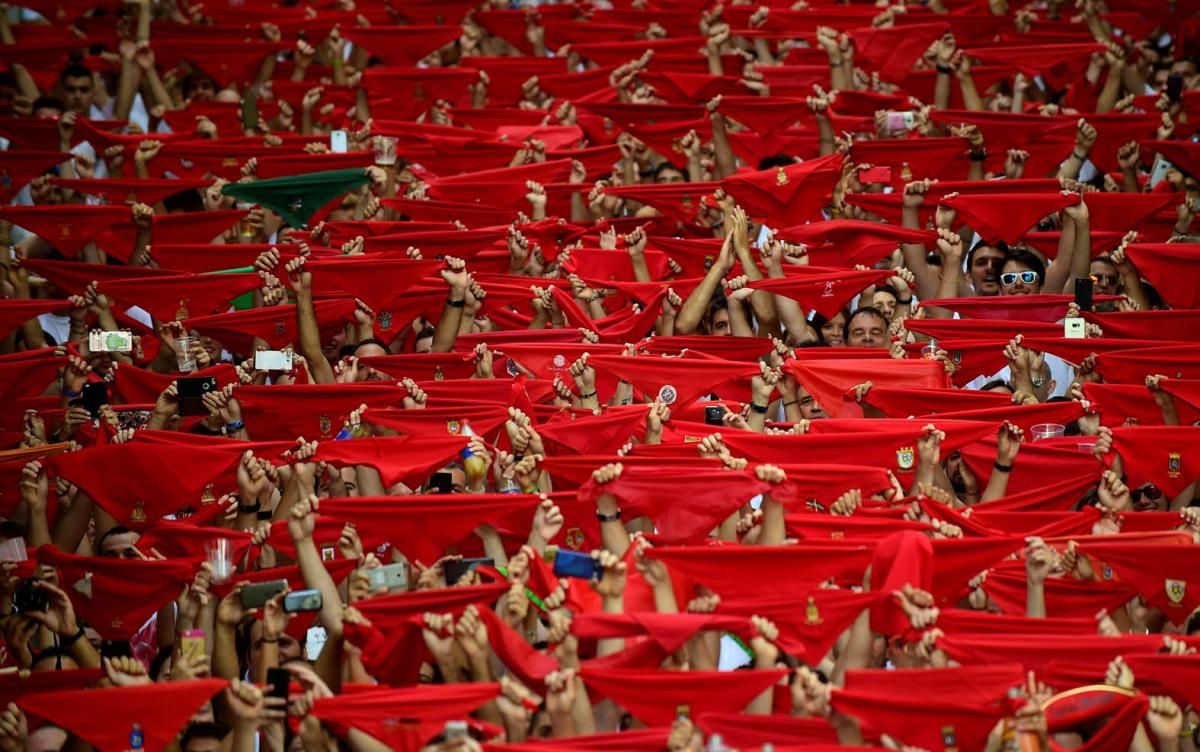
1000;271;1039;286
1091;273;1119;285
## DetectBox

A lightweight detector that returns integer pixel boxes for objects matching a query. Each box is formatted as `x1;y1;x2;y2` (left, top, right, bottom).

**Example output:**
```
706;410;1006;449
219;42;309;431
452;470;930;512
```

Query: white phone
330;129;348;154
1148;155;1174;188
89;330;134;353
255;350;293;371
1064;318;1086;339
885;111;915;131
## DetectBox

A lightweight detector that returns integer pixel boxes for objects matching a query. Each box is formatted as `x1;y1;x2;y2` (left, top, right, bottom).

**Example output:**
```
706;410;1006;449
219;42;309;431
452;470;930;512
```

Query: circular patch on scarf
552;354;567;368
657;384;677;404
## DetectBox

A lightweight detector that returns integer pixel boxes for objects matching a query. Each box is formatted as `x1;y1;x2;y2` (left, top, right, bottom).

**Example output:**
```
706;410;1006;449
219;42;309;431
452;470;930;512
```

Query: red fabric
36;547;197;639
695;713;839;747
1083;310;1200;342
721;152;844;226
905;317;1062;341
1105;425;1200;498
536;405;652;455
646;543;875;600
97;210;247;261
966;42;1103;78
312;435;468;488
831;686;1010;752
936;632;1162;673
304;258;443;311
1076;534;1200;623
784;358;950;419
0;669;103;709
48;441;249;529
0;299;68;339
940;192;1080;245
586;353;760;407
0;150;69;201
849;138;972;184
21;258;176;295
1123;242;1200;308
920;294;1118;323
747;267;892;319
234;382;405;440
0;350;68;411
851;22;950;83
571;612;749;655
1081;192;1179;233
184;298;358;353
1123;654;1200;711
109;363;238;406
776;220;938;268
484;729;673;752
17;679;226;752
312;683;500;752
722;589;880;664
578;463;773;543
362;404;509;439
859;385;1011;418
0;204;131;257
843;663;1024;705
49;177;209;206
1095;344;1200;384
580;667;786;727
934;609;1097;636
98;273;262;322
317;493;540;565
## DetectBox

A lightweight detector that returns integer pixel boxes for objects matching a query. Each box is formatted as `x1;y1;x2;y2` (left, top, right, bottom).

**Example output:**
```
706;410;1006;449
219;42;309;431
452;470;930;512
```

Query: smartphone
13;579;48;613
180;628;205;662
89;330;133;353
305;626;327;661
330;129;348;154
367;562;409;592
1166;73;1183;103
444;721;468;741
81;382;108;418
266;667;289;702
282;589;322;613
176;376;217;417
240;579;287;609
885;110;915;131
1149;155;1174;188
704;405;725;426
1074;276;1094;312
858;165;892;184
100;639;133;660
254;350;293;371
545;546;599;580
443;557;492;586
1064;318;1086;339
427;471;453;495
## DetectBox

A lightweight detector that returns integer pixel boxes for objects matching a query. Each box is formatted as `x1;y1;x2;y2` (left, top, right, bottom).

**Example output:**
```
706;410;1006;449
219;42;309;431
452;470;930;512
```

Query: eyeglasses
1000;271;1039;286
1091;273;1119;285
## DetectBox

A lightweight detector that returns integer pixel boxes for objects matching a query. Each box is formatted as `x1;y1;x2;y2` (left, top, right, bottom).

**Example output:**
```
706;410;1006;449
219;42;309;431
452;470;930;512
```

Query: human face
968;246;1005;296
655;167;685;184
872;290;897;320
61;75;94;115
796;385;825;419
100;530;142;559
709;307;731;336
846;312;887;348
1090;260;1120;296
999;261;1041;296
820;312;845;346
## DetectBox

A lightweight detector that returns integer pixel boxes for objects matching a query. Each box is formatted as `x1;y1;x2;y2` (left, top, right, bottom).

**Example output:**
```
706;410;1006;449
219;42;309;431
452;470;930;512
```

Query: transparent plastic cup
1031;423;1065;441
373;136;398;166
205;538;234;584
177;335;197;373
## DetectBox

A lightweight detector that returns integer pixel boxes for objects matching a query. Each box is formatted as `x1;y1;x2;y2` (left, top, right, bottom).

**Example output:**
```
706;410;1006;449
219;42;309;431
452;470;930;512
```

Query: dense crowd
0;0;1199;750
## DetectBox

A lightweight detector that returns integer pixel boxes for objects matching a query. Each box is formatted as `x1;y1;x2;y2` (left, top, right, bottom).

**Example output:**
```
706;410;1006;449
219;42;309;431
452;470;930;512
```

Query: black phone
13;579;48;614
1166;73;1183;103
266;667;289;702
443;557;492;586
81;382;108;418
1075;276;1094;312
101;639;133;660
176;376;217;416
240;579;287;609
704;405;724;426
428;471;453;495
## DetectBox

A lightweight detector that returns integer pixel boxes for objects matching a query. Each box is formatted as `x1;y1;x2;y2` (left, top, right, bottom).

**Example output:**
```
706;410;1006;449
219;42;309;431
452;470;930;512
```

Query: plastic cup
921;344;939;360
1031;423;1065;441
236;201;257;237
373;136;398;166
176;335;197;373
205;538;234;584
1077;441;1097;454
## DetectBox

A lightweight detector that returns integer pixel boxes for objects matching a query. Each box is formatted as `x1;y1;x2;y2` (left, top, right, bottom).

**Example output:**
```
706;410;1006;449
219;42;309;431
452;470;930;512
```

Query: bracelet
968;149;988;162
596;508;622;523
936;64;953;74
782;399;798;407
579;390;597;399
829;59;843;67
62;388;81;398
256;510;272;521
749;402;769;414
238;500;262;514
59;625;86;647
1072;150;1087;161
446;297;466;308
224;420;245;433
993;461;1013;473
897;298;913;304
260;636;279;644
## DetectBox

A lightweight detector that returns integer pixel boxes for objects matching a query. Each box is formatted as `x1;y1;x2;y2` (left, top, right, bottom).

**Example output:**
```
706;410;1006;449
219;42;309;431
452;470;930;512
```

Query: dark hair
355;337;388;351
873;284;899;300
180;722;230;750
31;96;66;114
59;64;94;83
1003;247;1046;284
163;188;205;214
810;308;848;345
95;525;136;552
652;161;686;181
843;306;888;341
181;73;218;100
979;378;1013;393
966;239;1008;270
757;154;793;171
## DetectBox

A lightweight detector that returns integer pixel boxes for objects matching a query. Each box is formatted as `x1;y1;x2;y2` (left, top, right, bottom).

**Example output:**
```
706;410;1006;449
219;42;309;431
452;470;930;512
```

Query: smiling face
845;310;888;348
820;311;846;346
999;259;1041;296
967;245;1005;296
